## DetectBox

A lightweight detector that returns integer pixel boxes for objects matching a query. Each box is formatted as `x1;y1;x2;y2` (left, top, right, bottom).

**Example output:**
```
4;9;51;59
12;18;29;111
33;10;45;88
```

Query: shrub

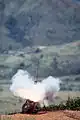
42;97;80;111
34;48;41;53
0;87;3;92
65;97;80;110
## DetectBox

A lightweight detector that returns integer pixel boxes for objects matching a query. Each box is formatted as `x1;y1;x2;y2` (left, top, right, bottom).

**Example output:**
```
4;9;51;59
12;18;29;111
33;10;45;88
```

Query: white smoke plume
10;69;61;107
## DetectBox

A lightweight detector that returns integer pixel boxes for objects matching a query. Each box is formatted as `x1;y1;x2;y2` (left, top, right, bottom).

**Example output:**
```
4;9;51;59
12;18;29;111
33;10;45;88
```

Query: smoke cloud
10;69;61;106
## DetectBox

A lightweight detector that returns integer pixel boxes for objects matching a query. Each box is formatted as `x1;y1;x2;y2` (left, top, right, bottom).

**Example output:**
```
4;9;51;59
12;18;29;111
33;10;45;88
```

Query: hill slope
0;41;80;79
0;0;80;50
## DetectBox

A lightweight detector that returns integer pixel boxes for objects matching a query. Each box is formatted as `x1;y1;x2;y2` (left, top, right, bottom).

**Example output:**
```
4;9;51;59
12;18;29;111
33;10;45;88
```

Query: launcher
22;99;41;114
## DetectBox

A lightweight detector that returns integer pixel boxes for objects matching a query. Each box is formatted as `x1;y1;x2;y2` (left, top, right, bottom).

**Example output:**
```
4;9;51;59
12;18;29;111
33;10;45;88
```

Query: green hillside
0;40;80;79
0;0;80;50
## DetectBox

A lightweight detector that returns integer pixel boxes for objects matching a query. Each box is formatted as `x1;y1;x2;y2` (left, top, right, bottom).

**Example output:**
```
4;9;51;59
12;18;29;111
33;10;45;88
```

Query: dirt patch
1;111;80;120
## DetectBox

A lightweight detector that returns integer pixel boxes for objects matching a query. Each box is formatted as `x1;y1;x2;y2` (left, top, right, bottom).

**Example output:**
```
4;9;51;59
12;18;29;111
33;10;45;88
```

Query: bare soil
1;110;80;120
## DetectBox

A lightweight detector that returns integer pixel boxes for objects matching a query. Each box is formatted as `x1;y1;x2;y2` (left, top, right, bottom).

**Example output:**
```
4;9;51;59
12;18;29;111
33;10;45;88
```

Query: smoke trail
10;69;61;106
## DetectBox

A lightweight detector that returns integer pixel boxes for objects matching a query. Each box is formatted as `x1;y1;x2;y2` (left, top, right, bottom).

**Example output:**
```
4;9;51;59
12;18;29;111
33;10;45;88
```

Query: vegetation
0;41;80;90
0;0;80;50
0;87;3;92
41;97;80;111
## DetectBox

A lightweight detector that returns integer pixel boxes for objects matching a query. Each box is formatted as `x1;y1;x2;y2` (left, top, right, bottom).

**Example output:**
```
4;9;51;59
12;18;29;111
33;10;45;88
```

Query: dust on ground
1;110;80;120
